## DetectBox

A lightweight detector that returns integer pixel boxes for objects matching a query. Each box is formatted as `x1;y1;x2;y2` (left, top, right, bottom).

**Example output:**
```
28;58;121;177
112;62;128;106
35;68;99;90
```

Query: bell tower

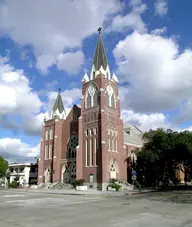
76;28;127;190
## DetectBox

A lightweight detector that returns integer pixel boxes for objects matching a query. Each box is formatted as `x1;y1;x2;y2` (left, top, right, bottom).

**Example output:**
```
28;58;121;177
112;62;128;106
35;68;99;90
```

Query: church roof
124;130;143;147
52;88;65;114
123;123;144;146
92;27;108;71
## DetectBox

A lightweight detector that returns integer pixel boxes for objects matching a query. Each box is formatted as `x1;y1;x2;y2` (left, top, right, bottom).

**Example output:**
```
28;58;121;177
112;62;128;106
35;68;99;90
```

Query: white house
8;163;38;186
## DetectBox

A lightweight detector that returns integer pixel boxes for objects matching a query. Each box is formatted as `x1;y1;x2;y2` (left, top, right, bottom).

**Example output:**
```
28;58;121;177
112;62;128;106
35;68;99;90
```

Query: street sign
131;171;136;176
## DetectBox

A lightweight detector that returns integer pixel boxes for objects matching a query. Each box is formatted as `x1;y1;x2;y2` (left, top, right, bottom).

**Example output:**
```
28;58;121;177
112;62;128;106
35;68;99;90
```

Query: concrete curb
0;188;156;197
126;190;157;196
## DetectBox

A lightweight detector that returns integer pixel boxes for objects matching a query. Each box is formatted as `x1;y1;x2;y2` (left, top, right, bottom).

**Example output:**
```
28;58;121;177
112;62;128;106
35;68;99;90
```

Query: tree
136;129;192;188
0;156;8;178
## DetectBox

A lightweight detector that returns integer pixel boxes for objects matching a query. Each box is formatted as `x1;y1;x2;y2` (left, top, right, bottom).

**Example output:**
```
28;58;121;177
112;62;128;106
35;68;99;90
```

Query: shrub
73;179;85;187
108;183;121;191
30;179;37;185
109;178;117;184
9;181;18;188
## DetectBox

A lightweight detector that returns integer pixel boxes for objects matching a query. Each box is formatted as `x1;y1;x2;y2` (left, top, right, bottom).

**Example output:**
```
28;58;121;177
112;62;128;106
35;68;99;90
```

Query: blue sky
0;0;192;163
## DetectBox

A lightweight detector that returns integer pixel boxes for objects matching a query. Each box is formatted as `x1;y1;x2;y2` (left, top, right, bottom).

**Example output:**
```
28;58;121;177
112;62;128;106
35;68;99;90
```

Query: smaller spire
51;88;66;120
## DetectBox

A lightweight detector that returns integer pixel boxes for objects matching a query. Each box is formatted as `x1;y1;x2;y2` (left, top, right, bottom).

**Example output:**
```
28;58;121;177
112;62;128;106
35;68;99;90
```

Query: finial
58;88;61;93
97;27;102;34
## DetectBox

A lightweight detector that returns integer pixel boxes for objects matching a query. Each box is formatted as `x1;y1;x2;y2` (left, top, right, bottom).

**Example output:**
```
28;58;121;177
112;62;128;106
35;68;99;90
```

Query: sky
0;0;192;163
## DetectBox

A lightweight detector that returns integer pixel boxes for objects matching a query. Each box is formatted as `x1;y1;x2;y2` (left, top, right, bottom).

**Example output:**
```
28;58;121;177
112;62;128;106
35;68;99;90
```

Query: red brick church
38;28;143;191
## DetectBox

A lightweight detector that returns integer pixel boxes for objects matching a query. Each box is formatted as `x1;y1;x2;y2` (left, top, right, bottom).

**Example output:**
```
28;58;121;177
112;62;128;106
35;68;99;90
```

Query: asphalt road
0;190;192;227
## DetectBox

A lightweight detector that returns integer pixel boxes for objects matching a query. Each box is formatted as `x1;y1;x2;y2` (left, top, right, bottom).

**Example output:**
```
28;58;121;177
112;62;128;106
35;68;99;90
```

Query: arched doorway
44;167;51;183
61;165;65;182
63;165;70;183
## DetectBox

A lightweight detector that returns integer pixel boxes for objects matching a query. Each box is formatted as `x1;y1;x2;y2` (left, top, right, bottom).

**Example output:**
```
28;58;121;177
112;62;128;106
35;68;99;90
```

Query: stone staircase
50;182;73;190
116;180;133;191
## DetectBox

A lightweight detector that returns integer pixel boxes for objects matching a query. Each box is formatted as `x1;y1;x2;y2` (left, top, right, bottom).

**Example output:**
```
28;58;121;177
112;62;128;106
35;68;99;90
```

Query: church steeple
90;27;111;80
92;27;108;72
51;88;66;120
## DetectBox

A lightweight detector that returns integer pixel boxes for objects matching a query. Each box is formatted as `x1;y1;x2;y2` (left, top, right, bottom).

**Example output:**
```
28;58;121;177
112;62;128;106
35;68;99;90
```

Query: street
0;190;192;227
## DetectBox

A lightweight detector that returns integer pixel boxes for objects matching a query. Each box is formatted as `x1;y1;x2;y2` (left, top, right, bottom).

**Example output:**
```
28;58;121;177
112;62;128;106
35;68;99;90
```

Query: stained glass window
67;135;78;159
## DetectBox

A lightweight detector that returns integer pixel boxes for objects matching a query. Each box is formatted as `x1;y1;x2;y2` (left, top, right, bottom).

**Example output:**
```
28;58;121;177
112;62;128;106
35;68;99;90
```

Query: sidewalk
1;187;155;197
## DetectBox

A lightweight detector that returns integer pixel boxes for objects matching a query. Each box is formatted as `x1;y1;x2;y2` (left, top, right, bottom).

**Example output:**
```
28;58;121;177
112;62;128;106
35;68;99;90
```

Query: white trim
45;145;48;160
94;138;97;166
124;142;142;148
49;144;52;159
108;138;110;151
85;140;88;167
90;139;93;166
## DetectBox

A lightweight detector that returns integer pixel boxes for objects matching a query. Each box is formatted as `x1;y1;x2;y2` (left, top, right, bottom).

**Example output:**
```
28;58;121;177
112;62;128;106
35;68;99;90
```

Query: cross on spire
97;27;102;34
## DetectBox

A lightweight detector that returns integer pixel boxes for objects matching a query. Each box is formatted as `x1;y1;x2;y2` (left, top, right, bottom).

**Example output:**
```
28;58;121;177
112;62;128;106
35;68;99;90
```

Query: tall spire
92;27;108;72
51;88;66;120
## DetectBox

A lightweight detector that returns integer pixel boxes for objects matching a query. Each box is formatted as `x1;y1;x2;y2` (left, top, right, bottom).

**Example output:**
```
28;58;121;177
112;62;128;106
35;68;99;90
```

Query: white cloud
0;57;44;135
154;0;168;16
151;26;167;35
0;138;40;163
109;0;147;33
0;0;121;73
114;31;192;113
57;51;85;74
122;109;170;132
0;58;41;115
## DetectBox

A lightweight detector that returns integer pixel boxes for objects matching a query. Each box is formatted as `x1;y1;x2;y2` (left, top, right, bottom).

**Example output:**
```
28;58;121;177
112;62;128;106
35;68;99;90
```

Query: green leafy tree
136;129;192;187
0;156;8;178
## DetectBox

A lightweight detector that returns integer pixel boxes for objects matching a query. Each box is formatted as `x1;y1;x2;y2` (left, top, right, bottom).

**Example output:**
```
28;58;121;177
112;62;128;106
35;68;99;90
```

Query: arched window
67;134;78;159
109;160;117;179
85;84;99;108
111;94;116;109
49;129;53;139
105;92;109;106
93;91;98;106
45;131;49;140
86;93;92;108
105;85;116;109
